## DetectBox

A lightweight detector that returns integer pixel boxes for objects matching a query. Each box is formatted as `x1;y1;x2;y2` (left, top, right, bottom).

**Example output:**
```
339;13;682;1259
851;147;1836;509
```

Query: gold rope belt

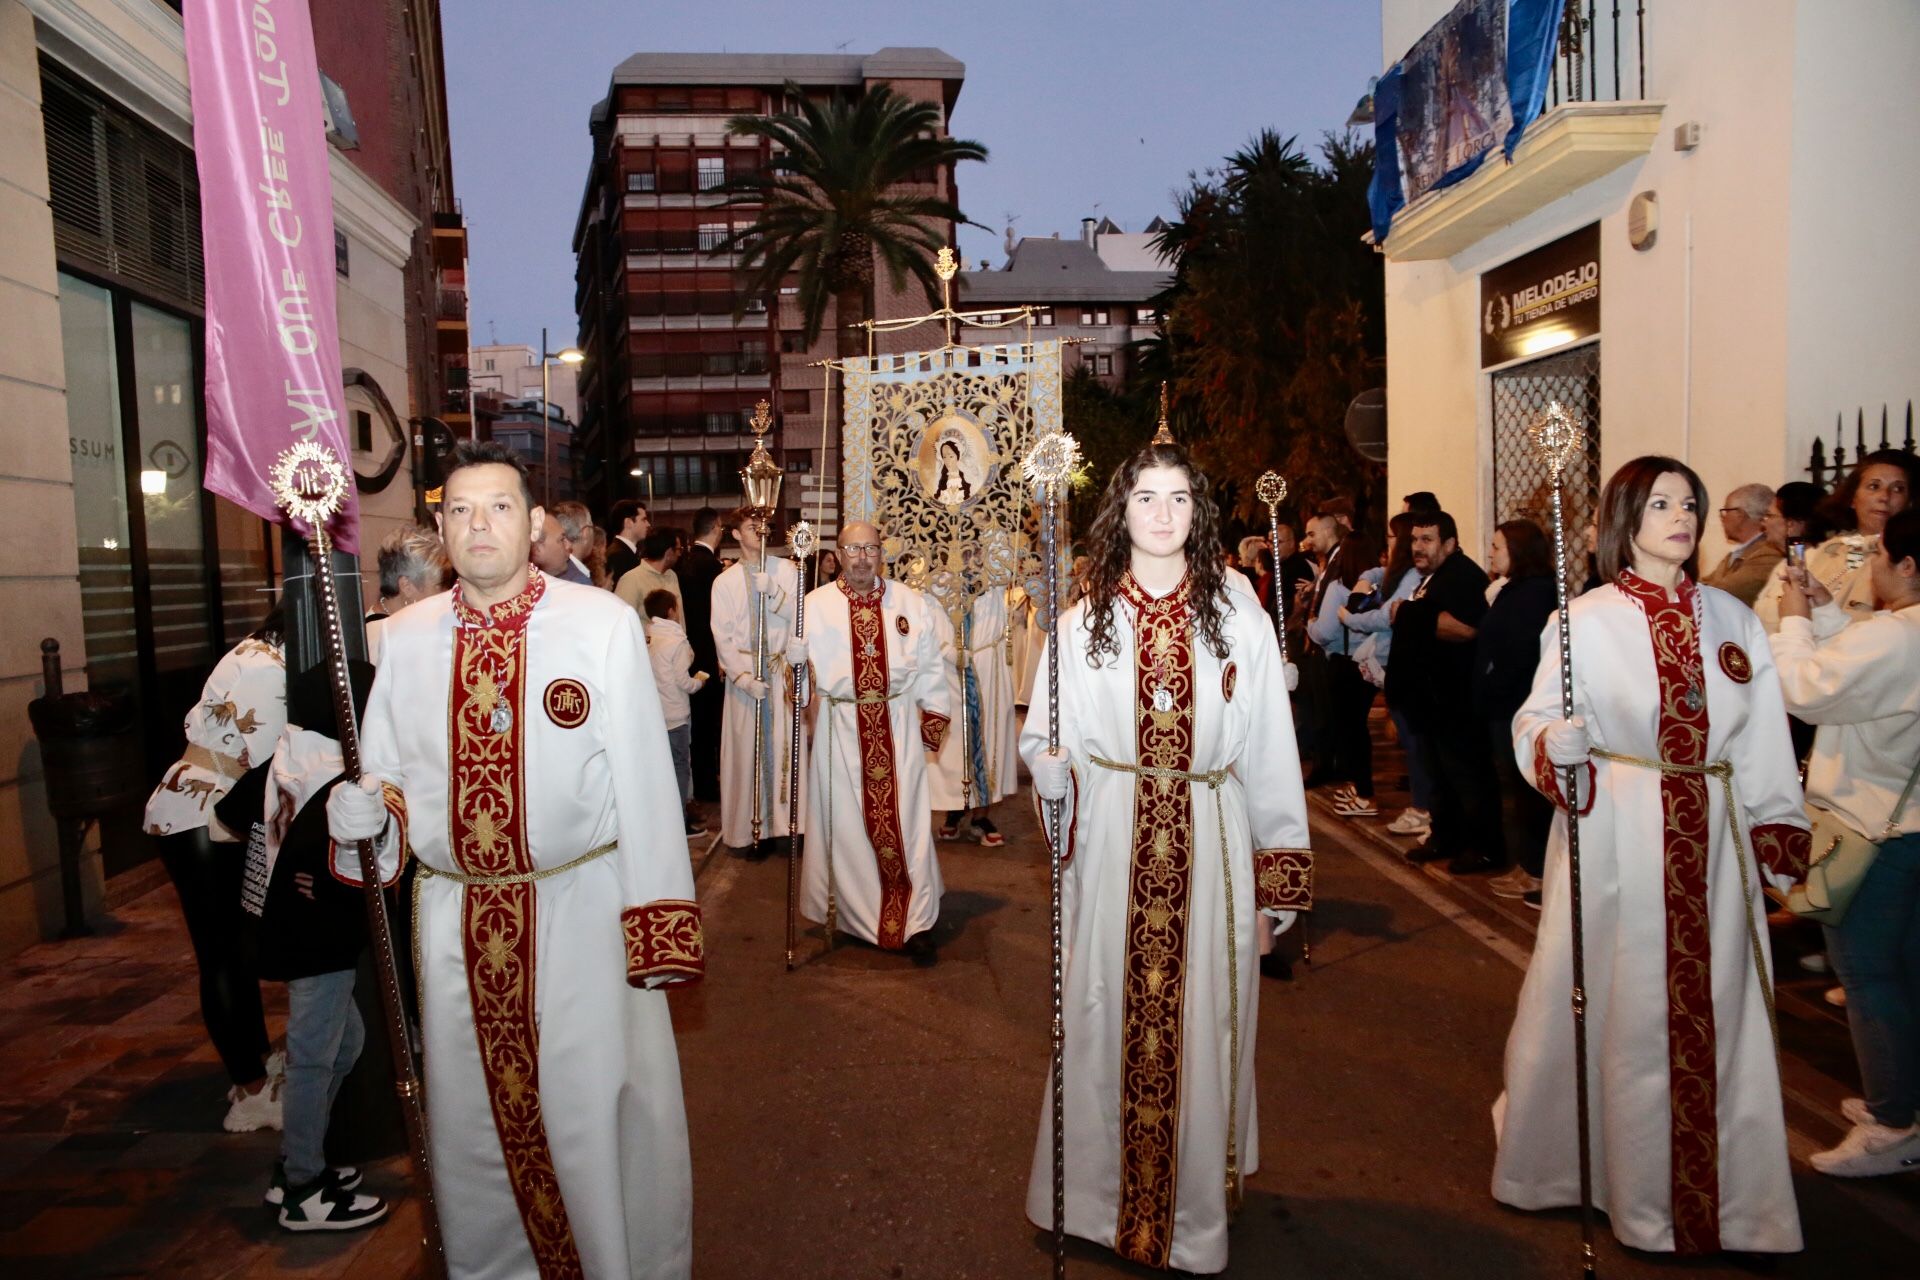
183;742;248;781
824;689;900;706
1588;748;1777;1046
410;840;620;993
1089;753;1248;1214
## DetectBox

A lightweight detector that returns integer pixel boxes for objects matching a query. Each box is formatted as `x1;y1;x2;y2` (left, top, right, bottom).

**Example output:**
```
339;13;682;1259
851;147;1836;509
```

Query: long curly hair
1082;442;1231;666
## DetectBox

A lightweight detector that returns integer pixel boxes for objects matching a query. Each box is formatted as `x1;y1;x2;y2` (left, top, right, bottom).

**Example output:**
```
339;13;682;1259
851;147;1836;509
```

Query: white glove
1270;909;1299;936
1542;715;1591;767
1030;747;1072;801
784;636;807;665
326;775;389;844
1283;661;1299;693
737;675;770;700
751;571;773;595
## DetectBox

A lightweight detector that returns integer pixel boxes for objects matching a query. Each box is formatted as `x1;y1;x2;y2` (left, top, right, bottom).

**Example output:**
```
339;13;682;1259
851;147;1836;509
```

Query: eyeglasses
841;543;882;556
1717;508;1746;517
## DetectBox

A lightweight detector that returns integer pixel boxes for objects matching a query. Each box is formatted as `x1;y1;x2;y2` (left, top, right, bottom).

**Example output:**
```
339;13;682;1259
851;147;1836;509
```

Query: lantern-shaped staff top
1152;382;1175;446
741;398;784;517
1255;471;1288;513
1527;401;1588;480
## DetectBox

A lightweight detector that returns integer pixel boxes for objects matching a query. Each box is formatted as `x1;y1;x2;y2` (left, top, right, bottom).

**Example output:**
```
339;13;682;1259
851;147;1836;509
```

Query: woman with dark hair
142;606;288;1133
1757;449;1918;631
1474;521;1558;904
1022;442;1311;1273
1345;512;1434;834
1760;480;1832;555
1495;456;1810;1255
1307;528;1384;816
815;547;841;584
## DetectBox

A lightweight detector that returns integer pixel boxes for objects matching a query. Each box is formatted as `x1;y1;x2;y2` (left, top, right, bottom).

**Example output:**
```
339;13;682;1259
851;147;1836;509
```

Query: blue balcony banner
1371;0;1562;243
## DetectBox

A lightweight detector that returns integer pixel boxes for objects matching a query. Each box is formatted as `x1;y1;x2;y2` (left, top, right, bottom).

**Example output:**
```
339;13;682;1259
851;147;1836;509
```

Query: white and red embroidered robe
799;577;950;948
711;553;808;848
927;588;1020;811
1019;575;1312;1275
1498;572;1809;1254
336;572;701;1280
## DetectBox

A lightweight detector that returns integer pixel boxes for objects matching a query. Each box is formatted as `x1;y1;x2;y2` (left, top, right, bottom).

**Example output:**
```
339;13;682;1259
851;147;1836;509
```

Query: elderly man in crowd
531;500;595;585
1702;481;1782;606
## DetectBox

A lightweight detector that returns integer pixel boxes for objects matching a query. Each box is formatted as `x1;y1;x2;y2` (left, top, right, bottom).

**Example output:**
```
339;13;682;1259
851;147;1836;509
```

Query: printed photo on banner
916;412;993;508
1396;0;1512;204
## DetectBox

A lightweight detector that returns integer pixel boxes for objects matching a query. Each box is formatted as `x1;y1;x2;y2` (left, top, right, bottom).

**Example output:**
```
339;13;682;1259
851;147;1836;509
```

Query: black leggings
157;827;269;1087
1328;657;1378;799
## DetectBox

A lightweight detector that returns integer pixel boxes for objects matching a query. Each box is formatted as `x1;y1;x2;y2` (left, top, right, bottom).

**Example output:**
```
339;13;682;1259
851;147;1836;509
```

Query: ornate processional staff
1529;402;1599;1280
784;520;815;970
270;444;445;1274
1255;471;1290;664
743;401;782;851
1024;426;1080;1280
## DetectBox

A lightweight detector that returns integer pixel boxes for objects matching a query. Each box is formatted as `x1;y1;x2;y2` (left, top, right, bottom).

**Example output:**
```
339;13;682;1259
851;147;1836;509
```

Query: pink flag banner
186;0;358;551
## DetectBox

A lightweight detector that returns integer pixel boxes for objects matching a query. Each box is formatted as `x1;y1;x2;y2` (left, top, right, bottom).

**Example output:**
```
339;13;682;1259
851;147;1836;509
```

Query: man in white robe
711;511;807;857
1025;452;1313;1274
795;522;951;962
328;443;698;1280
927;580;1019;845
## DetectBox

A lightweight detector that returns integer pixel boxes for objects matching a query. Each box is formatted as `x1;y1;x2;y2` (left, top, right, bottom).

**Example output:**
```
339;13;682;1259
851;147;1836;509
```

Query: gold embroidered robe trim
448;575;584;1279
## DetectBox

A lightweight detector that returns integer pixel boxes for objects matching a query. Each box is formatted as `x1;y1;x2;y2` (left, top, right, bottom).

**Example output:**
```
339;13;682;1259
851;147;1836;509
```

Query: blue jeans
1823;831;1920;1128
667;722;692;809
281;968;365;1185
1390;705;1435;812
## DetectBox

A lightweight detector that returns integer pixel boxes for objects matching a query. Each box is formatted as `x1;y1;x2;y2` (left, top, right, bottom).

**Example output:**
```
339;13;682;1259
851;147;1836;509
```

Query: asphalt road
668;791;1920;1279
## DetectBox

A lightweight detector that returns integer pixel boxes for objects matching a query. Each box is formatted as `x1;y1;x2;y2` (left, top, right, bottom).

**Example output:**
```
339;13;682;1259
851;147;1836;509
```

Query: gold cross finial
934;246;958;282
749;399;772;439
1152;382;1175;445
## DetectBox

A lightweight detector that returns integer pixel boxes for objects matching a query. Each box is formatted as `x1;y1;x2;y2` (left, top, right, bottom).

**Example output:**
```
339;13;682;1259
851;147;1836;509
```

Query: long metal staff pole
785;522;816;970
272;445;445;1275
1255;472;1289;664
1024;428;1078;1280
1533;406;1598;1280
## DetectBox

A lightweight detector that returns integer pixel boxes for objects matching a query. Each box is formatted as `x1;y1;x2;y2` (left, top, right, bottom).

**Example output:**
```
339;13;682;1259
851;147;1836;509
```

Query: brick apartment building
570;48;967;531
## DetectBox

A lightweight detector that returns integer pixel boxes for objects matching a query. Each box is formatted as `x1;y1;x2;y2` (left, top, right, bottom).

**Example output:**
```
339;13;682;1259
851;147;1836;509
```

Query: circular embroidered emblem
1222;661;1238;703
1718;642;1752;684
895;614;910;636
544;678;591;728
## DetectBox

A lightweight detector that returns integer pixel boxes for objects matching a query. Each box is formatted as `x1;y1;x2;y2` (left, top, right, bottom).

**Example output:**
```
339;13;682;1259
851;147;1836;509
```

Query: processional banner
840;339;1063;618
186;0;359;550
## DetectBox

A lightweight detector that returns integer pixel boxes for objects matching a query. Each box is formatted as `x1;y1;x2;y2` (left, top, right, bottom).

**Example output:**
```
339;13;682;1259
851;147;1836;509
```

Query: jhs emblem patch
1222;662;1238;703
895;614;910;636
1718;642;1752;684
544;678;590;728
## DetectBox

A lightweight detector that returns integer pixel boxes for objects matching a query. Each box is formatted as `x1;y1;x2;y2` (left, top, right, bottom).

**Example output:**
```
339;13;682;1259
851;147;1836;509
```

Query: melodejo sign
1480;223;1600;368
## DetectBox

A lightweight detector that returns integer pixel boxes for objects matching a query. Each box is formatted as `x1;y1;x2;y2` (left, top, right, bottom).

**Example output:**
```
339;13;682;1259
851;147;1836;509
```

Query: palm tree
717;83;987;507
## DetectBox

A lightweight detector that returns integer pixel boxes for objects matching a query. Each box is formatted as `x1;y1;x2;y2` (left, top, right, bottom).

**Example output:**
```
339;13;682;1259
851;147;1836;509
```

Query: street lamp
538;324;584;506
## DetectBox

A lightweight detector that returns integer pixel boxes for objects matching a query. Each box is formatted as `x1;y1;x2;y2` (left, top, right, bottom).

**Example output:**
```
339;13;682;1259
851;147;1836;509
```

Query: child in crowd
646;588;711;838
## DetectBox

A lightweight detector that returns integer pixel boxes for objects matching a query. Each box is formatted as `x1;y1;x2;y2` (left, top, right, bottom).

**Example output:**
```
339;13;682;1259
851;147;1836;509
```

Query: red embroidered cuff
919;711;951;753
328;782;409;888
1751;822;1811;881
1254;847;1313;912
623;900;705;986
1532;736;1596;816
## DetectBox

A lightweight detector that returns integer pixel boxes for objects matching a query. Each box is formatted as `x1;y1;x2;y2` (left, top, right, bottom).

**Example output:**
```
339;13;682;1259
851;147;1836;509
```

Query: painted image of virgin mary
934;436;974;505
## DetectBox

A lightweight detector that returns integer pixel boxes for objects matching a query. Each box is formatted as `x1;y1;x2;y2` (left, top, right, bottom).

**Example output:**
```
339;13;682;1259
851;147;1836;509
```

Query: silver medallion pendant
490;704;514;735
1151;686;1174;713
1682;685;1704;714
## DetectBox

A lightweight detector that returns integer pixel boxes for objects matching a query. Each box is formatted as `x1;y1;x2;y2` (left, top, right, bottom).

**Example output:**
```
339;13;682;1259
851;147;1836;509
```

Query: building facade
1376;0;1920;567
470;341;581;425
957;216;1172;389
571;48;968;533
0;0;465;956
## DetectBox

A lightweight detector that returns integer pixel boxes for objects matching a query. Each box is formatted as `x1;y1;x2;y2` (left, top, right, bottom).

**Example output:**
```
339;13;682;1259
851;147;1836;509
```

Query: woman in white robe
928;586;1020;839
1024;442;1312;1275
1497;455;1810;1255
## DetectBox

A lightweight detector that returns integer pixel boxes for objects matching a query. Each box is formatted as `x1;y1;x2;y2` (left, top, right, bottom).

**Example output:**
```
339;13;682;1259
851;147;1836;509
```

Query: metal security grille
1491;342;1601;583
40;55;205;312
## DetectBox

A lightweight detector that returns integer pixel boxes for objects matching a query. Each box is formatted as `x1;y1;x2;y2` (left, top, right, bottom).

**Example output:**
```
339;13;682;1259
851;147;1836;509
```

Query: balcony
1377;2;1662;262
431;209;467;272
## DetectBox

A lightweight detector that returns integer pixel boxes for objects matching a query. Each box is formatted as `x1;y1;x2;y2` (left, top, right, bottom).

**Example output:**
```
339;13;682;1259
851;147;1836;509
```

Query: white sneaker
223;1077;283;1133
1333;795;1378;817
1841;1097;1920;1129
1386;809;1431;835
265;1049;287;1082
1809;1120;1920;1177
1797;953;1830;975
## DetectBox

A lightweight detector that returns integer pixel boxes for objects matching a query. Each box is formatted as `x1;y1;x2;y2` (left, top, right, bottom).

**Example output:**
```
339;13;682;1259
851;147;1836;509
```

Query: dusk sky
442;1;1384;352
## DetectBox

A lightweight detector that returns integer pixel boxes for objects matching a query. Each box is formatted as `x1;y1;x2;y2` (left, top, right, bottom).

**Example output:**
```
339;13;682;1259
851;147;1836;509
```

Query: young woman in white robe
1025;443;1312;1275
1497;455;1810;1255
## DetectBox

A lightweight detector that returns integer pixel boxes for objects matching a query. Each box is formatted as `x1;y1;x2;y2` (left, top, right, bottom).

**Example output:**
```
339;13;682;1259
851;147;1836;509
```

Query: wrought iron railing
1807;402;1917;488
1548;0;1651;107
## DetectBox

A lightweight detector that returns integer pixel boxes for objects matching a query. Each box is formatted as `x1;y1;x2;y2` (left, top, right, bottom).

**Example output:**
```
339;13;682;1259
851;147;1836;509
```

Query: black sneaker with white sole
278;1173;389;1232
264;1160;362;1207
